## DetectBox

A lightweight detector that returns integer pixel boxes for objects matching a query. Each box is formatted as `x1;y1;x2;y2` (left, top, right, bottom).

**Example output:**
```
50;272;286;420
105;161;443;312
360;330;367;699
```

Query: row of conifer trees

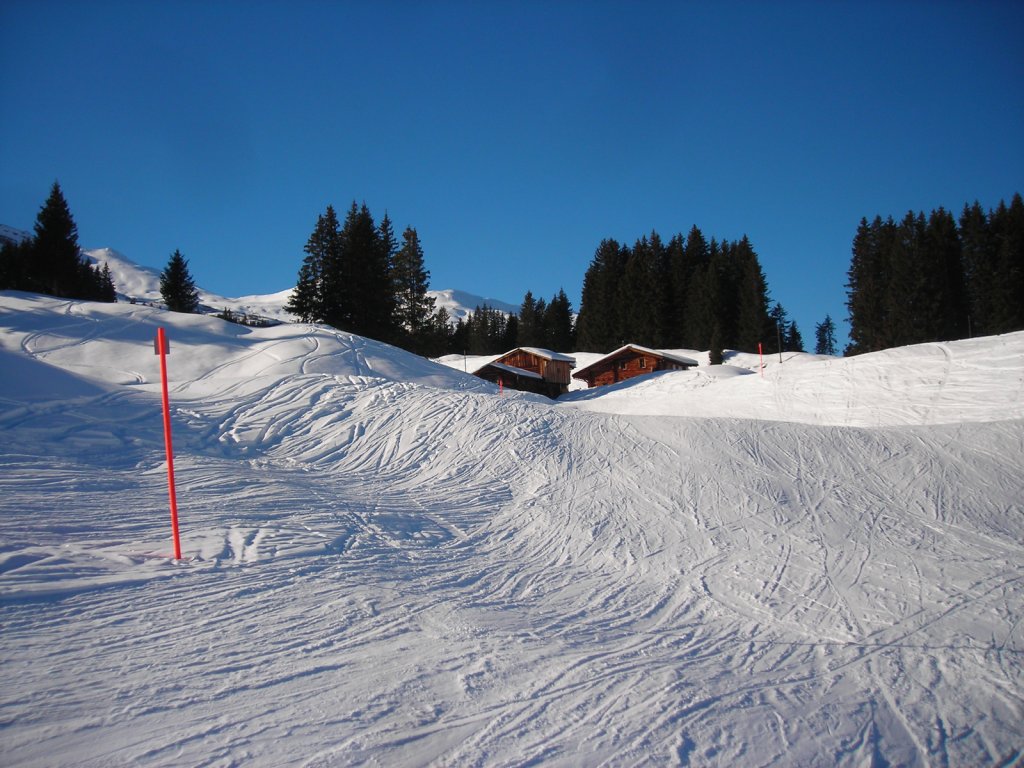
575;228;794;362
845;194;1023;354
8;183;1020;361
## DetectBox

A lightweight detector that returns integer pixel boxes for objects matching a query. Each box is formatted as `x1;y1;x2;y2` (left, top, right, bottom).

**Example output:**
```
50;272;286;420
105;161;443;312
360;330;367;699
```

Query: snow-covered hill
1;291;1022;766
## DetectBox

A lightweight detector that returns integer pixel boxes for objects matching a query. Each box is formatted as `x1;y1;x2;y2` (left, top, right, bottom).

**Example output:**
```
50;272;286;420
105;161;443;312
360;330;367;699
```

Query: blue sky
2;0;1022;350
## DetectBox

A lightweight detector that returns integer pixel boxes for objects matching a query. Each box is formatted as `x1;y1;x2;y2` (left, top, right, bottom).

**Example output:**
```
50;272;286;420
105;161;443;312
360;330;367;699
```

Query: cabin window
639;358;647;369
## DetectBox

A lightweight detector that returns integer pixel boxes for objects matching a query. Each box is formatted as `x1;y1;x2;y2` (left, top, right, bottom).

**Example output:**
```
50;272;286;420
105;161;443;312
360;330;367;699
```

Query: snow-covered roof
573;344;698;378
507;347;576;364
472;360;543;380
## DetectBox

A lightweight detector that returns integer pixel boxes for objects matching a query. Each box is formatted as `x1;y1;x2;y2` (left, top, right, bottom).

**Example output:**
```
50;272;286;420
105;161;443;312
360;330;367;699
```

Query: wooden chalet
472;347;576;398
572;345;698;388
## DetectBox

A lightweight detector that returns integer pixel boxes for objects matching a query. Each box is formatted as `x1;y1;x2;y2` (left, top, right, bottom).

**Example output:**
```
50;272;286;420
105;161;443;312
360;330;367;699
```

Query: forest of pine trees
0;182;116;302
845;194;1023;354
575;227;792;360
285;202;450;357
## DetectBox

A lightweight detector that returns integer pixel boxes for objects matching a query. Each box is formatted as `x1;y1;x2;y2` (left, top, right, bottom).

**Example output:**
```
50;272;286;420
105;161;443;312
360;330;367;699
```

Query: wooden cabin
572;345;697;388
473;347;576;398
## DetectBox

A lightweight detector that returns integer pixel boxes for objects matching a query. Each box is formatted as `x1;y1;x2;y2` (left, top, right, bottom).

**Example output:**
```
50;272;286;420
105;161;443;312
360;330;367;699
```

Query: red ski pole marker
155;328;182;560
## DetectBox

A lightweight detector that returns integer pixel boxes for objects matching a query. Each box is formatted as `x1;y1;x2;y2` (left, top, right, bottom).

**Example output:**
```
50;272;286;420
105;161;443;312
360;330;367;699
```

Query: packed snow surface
2;291;1023;767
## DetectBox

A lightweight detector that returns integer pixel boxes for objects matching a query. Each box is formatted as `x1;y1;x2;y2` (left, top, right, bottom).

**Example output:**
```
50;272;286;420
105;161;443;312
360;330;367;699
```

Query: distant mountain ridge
0;224;514;326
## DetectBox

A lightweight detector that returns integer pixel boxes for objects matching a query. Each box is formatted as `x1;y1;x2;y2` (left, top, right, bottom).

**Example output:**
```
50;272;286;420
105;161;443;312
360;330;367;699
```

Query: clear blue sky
2;0;1022;349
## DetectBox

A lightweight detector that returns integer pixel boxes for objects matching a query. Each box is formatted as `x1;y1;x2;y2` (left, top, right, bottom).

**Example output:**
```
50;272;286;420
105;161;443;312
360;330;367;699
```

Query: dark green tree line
845;194;1022;354
574;226;776;358
1;181;116;302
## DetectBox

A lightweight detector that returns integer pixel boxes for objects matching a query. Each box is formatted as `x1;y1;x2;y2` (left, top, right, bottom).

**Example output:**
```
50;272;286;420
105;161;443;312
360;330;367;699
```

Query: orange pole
157;327;182;560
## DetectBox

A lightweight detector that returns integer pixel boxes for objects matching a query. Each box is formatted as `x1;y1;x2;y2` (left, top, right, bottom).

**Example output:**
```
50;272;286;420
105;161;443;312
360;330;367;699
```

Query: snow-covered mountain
85;243;512;325
429;287;519;321
0;223;31;246
1;290;1022;766
2;225;516;326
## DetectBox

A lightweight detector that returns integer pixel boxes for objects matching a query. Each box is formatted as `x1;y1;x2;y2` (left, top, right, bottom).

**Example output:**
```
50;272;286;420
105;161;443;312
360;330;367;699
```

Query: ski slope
1;291;1022;767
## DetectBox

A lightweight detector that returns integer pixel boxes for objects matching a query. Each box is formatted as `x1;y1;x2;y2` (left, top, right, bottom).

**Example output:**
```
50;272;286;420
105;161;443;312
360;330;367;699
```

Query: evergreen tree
30;181;87;298
926;207;968;341
160;250;200;313
846;216;894;354
544;288;575;351
0;239;30;290
97;262;116;302
501;313;519;351
337;202;395;341
786;321;804;352
286;205;340;323
989;194;1024;333
576;239;627;351
392;226;435;351
450;317;469;355
517;290;543;347
617;236;660;346
959;201;994;336
733;236;771;352
671;227;709;348
814;315;837;355
768;302;788;356
421;306;454;358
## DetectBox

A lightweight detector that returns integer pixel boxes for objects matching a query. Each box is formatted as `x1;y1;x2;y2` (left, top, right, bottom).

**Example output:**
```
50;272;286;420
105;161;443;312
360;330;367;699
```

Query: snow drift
1;291;1022;767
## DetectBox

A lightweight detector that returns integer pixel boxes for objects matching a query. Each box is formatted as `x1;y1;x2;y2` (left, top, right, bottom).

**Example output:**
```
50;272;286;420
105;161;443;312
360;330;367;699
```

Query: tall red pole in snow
156;327;182;560
758;342;764;378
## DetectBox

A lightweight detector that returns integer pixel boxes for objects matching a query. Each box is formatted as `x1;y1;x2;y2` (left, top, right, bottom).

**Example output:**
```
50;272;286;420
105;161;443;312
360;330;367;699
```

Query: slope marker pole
155;327;182;560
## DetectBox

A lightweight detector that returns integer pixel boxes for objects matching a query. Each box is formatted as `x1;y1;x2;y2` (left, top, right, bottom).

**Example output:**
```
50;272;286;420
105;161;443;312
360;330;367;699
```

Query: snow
2;290;1023;767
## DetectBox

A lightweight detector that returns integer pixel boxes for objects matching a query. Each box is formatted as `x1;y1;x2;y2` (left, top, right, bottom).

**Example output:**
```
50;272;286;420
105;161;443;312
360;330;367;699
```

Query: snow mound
561;334;1024;426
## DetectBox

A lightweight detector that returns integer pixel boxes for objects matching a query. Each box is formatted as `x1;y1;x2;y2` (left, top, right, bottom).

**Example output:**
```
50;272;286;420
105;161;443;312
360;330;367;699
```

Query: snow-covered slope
561;341;1024;426
83;247;299;323
1;292;1022;767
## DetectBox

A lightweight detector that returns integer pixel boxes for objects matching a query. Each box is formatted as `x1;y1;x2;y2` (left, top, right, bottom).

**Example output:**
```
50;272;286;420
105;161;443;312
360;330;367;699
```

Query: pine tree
671;227;709;348
733;236;771;353
814;315;837;355
392;226;435;351
989;194;1024;333
786;321;804;352
544;288;574;351
0;239;29;290
335;202;395;341
926;207;967;341
421;306;454;358
98;262;116;302
846;216;894;354
617;236;660;347
768;303;788;356
286;205;340;324
30;181;86;298
517;291;543;347
160;250;200;313
576;239;626;351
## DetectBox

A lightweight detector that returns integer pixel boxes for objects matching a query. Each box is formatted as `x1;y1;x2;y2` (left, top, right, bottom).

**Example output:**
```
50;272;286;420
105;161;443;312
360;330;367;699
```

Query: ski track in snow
1;293;1023;767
